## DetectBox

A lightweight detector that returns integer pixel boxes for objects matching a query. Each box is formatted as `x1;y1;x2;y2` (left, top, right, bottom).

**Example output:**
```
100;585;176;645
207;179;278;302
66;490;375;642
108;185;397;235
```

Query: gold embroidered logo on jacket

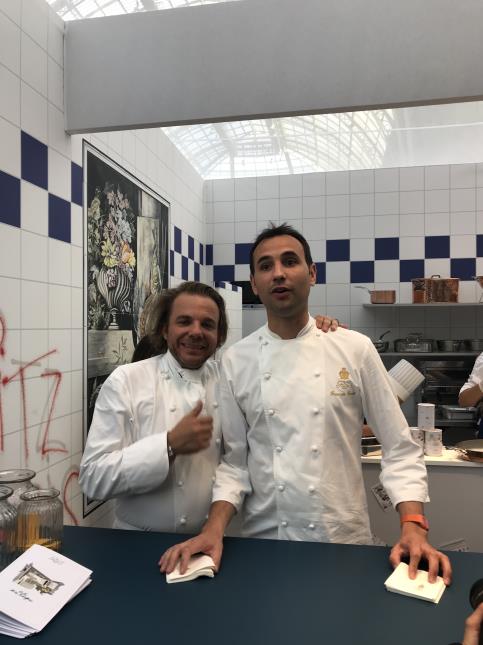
330;367;356;396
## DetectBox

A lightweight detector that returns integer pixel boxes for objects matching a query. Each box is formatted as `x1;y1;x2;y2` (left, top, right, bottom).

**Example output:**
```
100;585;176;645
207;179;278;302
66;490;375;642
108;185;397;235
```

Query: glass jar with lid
0;470;37;508
0;486;17;569
16;488;63;555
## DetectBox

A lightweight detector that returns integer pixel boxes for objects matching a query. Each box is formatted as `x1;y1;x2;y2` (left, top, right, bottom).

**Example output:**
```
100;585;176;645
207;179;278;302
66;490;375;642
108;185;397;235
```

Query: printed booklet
0;544;92;638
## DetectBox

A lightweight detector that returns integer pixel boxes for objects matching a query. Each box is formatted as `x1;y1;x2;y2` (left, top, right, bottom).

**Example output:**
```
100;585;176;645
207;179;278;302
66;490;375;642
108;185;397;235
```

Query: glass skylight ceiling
163;112;394;179
46;0;238;21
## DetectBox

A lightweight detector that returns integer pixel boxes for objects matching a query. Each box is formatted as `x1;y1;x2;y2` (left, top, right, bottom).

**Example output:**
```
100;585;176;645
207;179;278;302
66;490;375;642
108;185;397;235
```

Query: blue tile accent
71;162;83;206
351;260;374;283
194;262;200;281
451;258;476;280
199;242;204;265
235;242;252;264
0;170;20;228
400;259;424;282
315;261;326;284
214;265;234;282
477;234;483;257
375;237;399;260
206;244;213;266
174;226;182;253
326;239;350;262
188;235;194;260
425;235;450;259
181;255;188;280
48;194;71;243
169;250;174;277
21;131;48;190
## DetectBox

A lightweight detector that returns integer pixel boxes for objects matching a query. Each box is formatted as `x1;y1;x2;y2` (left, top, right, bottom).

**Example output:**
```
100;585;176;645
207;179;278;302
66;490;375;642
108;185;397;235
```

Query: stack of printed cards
0;544;92;638
384;562;446;604
166;554;216;584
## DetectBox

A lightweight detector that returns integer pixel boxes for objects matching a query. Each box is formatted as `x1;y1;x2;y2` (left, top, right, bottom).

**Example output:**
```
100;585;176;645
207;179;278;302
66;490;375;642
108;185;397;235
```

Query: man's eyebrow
256;254;273;265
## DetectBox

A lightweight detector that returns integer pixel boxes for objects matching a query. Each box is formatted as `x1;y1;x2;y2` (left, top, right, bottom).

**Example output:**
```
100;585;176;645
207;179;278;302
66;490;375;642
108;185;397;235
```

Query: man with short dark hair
160;225;452;586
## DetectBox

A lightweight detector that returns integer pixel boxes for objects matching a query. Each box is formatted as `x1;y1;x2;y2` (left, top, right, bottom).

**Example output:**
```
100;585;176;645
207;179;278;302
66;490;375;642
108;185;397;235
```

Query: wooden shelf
363;302;482;308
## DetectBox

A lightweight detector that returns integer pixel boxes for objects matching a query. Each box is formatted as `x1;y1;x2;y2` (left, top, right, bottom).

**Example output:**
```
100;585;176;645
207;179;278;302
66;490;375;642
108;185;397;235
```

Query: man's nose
188;321;203;335
273;261;286;279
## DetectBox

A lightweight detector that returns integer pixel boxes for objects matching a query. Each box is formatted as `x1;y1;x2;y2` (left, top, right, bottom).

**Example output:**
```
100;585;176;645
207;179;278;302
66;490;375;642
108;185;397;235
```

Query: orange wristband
400;514;429;531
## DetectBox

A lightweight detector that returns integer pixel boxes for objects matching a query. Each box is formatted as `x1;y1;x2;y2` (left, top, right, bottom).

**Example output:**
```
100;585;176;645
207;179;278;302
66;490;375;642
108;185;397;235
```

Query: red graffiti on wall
63;469;80;526
0;313;79;522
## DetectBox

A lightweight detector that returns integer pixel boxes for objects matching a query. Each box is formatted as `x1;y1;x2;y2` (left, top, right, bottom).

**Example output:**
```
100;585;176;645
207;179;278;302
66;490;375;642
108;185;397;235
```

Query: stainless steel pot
373;330;390;353
440;405;476;420
394;333;433;353
436;340;462;352
463;339;483;351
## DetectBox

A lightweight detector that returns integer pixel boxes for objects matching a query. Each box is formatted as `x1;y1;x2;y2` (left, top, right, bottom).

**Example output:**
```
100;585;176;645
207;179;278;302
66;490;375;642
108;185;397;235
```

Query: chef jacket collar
164;350;207;384
261;315;315;341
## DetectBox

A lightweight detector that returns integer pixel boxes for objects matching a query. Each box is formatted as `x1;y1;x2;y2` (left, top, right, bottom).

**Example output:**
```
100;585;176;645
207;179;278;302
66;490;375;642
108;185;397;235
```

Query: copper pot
354;286;396;304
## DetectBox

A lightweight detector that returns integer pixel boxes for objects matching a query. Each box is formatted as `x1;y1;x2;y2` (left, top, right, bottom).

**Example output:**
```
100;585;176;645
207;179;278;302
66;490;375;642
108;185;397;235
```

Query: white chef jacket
79;351;221;533
213;317;428;545
460;352;483;393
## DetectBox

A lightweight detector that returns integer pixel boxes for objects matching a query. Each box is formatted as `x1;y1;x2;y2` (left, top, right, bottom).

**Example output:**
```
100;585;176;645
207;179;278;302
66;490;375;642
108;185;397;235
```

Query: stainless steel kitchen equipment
439;405;477;420
373;330;390;353
436;340;462;352
394;333;433;353
463;339;483;351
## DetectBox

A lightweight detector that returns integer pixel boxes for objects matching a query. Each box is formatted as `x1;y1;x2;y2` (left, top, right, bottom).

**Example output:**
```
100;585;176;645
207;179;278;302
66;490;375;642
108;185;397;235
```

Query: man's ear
309;263;316;286
250;274;259;296
161;326;168;340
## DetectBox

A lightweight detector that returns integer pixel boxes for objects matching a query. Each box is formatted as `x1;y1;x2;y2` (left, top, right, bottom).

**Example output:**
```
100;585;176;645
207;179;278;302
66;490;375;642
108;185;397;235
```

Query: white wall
0;0;206;528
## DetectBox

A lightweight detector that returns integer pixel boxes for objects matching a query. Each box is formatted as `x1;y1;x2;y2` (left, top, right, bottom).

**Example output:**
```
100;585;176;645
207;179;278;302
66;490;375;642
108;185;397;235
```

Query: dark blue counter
2;525;481;644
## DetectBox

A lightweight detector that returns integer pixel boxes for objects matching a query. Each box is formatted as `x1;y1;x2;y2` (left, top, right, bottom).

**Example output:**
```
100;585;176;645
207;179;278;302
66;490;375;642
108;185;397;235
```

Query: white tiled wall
205;170;483;343
0;0;206;528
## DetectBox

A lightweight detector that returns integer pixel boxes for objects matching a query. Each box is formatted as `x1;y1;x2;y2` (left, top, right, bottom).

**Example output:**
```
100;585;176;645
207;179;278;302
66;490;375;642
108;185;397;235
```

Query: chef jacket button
281;520;288;528
177;480;184;487
314;371;320;377
262;340;269;346
275;446;282;453
164;374;171;380
278;484;285;492
316;332;321;337
311;445;319;454
308;485;315;494
213;401;219;408
308;523;315;530
215;438;221;445
263;372;271;380
169;405;176;412
267;409;275;416
312;407;320;415
179;516;187;525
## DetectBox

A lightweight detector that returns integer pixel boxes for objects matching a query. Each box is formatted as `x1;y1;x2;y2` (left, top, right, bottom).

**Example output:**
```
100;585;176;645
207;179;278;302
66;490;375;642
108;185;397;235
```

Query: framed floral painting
83;142;169;516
